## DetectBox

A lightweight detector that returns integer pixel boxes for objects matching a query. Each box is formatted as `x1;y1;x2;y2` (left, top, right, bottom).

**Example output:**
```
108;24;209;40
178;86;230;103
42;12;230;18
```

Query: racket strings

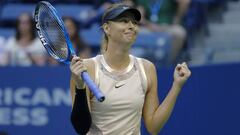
38;4;68;60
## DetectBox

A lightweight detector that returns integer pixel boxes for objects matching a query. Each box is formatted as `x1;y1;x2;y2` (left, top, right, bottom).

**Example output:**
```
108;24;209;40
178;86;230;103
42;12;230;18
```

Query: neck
103;41;131;71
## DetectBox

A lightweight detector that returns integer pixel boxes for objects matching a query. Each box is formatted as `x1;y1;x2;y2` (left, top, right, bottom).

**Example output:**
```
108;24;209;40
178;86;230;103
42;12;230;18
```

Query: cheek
135;26;140;33
110;25;125;36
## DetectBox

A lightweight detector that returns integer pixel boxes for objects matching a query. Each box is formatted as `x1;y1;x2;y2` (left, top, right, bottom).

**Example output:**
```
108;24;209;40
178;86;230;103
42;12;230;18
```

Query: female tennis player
70;3;191;135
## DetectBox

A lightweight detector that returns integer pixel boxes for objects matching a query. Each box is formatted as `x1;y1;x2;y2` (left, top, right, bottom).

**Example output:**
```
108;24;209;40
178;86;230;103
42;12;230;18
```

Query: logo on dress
115;81;125;88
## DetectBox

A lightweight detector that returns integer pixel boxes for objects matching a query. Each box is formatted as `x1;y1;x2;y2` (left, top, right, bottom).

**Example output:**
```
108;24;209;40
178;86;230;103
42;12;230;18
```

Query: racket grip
81;71;105;102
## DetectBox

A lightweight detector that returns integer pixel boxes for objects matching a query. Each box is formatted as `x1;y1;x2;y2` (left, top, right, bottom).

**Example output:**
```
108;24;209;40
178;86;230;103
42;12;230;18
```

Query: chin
125;36;136;42
124;40;135;46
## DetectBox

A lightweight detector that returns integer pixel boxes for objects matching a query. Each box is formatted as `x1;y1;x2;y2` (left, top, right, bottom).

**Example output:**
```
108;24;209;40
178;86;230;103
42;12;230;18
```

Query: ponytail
100;34;108;53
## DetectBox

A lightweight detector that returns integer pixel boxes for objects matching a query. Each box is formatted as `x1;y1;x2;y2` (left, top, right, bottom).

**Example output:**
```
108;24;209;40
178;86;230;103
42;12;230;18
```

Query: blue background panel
0;63;240;135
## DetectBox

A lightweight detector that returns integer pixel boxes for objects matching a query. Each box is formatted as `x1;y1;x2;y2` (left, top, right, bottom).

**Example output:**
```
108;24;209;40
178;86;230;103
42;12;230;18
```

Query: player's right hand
70;56;87;89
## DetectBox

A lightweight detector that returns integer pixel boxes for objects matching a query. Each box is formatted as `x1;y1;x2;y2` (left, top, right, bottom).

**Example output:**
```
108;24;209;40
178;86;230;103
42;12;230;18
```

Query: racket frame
34;1;75;64
34;1;105;102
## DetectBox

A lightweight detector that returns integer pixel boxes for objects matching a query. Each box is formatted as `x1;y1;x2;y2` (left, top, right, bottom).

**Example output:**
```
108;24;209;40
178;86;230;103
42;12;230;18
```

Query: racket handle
81;71;105;102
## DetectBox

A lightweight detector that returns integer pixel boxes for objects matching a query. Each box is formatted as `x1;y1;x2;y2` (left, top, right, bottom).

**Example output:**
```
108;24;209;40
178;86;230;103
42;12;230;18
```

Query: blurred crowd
0;13;92;66
0;0;230;67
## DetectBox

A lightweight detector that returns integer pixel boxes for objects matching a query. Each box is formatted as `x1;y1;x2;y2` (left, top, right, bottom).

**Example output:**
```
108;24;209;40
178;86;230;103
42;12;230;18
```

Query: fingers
70;56;81;67
177;62;189;70
73;62;87;75
70;56;87;75
175;62;191;77
176;64;181;71
182;62;191;75
181;62;189;70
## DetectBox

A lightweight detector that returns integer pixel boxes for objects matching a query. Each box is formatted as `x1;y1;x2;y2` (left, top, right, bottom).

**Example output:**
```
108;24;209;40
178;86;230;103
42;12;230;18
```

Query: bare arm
142;60;191;134
173;0;191;24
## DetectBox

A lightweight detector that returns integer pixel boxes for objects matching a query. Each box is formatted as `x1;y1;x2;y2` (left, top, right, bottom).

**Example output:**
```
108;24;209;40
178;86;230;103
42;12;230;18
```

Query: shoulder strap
92;55;100;87
135;57;148;94
89;56;101;99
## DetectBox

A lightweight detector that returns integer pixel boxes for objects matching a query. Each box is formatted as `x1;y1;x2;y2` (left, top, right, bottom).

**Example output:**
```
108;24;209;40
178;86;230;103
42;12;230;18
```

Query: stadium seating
0;28;15;38
0;3;35;21
0;0;237;66
55;4;93;23
0;3;94;23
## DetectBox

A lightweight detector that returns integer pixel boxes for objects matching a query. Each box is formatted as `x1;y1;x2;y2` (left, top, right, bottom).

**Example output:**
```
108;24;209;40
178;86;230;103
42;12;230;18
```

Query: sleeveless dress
87;55;147;135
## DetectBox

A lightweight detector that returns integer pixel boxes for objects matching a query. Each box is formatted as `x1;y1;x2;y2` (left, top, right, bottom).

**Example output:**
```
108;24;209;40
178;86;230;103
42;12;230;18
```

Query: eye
119;19;129;23
116;18;139;25
132;20;139;25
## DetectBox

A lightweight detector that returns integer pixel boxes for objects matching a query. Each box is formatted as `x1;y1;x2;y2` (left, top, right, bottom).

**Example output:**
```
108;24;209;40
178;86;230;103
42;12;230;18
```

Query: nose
127;21;136;30
128;21;135;26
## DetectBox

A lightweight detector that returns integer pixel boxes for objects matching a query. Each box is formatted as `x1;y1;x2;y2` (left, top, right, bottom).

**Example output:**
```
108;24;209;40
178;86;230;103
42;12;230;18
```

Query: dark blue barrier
142;63;240;135
1;63;240;135
0;66;75;135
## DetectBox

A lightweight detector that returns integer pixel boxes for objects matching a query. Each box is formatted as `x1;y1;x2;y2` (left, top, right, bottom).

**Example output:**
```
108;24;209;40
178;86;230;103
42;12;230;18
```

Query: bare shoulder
140;58;156;72
138;58;157;91
83;57;96;79
83;58;95;67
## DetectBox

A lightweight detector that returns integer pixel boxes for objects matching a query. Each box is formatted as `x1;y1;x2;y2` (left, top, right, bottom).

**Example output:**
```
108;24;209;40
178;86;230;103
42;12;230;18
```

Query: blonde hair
100;3;126;53
101;34;108;53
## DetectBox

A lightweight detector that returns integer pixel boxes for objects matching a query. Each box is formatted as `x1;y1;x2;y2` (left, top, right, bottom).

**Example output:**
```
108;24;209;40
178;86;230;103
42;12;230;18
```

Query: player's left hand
173;62;191;88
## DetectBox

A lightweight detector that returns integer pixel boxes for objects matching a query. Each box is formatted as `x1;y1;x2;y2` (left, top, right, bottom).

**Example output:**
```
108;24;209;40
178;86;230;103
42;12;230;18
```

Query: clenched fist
173;62;191;88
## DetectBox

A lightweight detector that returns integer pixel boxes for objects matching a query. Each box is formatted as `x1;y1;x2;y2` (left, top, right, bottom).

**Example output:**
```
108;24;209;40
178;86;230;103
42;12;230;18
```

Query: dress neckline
100;55;134;75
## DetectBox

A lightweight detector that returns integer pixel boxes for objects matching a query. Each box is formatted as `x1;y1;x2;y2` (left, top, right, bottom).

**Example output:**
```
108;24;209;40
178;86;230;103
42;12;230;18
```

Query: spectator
136;0;191;63
63;17;92;59
5;13;47;66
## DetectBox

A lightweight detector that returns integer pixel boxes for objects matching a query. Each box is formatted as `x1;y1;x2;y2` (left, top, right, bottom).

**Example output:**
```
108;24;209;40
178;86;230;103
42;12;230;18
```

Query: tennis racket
34;1;105;102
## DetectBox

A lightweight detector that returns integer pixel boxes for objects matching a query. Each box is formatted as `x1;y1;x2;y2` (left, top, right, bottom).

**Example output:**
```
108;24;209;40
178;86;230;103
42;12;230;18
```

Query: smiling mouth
124;33;135;36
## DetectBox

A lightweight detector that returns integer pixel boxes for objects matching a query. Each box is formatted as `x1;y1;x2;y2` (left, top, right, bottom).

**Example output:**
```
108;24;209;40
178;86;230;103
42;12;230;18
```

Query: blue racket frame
35;1;105;102
35;1;75;64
